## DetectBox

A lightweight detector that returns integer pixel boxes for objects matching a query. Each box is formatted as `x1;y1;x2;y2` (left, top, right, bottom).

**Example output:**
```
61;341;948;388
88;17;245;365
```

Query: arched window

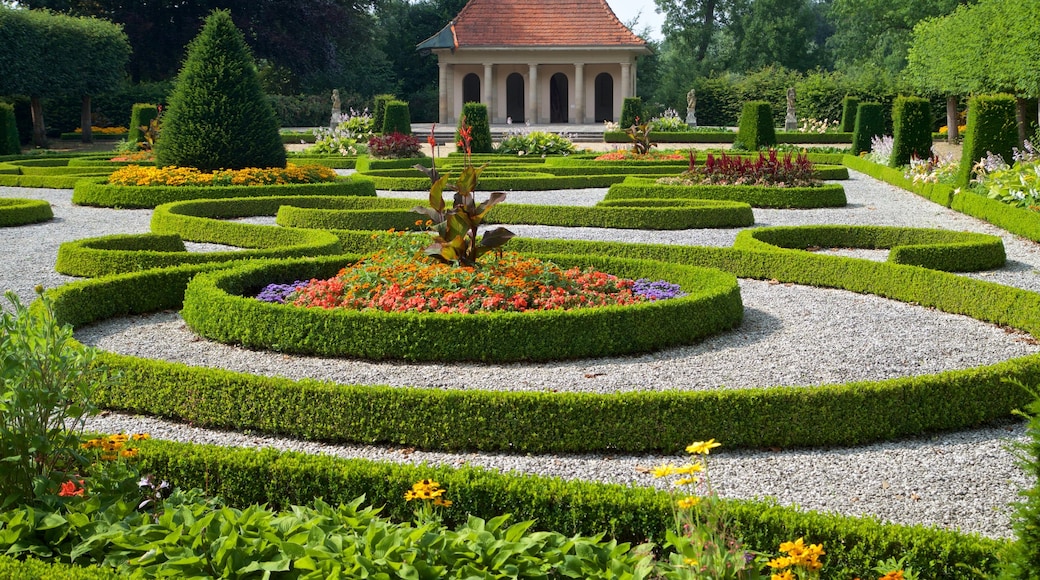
506;73;525;123
594;72;614;122
462;73;480;104
549;73;568;123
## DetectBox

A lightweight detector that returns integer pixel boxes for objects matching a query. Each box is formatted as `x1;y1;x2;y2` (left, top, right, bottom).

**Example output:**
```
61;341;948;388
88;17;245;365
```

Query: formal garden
3;0;1040;578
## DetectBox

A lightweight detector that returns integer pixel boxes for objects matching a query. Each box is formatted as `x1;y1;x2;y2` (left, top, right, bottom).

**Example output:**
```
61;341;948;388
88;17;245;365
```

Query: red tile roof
450;0;647;48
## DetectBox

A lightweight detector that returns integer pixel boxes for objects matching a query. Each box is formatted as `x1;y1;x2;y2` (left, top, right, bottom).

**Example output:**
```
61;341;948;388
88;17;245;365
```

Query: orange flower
58;479;85;497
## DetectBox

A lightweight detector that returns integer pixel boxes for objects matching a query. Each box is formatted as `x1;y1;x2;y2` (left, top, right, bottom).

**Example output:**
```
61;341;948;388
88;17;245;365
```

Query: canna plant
413;118;514;266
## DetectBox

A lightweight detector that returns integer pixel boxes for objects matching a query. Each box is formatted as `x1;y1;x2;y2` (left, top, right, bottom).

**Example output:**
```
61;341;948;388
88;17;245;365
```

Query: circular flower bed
108;163;337;187
180;247;744;362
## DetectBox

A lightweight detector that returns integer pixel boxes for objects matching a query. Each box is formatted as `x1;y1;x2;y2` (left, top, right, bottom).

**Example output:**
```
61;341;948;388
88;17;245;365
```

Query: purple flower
256;281;306;303
632;278;686;301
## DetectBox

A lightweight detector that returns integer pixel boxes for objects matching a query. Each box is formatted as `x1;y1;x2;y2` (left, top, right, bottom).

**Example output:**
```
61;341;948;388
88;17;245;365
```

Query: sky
606;0;666;41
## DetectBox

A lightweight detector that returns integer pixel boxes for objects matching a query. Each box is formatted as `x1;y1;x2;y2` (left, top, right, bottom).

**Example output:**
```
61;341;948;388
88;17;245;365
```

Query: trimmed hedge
840;96;860;133
130;438;1006;580
734;101;776;150
381;100;411;135
372;93;396;133
459;102;493;153
0;102;20;155
605;179;847;209
733;225;1005;272
852;102;885;156
620;96;643;128
71;176;376;209
0;173;109;188
603;131;852;145
0;198;52;227
126;103;159;144
353;155;431;172
357;172;624;191
957;94;1019;187
285;154;356;169
179;254;744;362
0;555;122;579
890;96;932;167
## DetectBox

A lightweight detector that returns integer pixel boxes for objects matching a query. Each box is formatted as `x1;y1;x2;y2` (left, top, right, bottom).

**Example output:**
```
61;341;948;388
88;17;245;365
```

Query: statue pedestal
785;114;798;131
686;109;697;127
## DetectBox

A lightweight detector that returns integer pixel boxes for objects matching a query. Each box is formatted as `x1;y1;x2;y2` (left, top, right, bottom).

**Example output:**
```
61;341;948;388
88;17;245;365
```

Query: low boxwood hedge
0;173;109;188
353;155;432;172
734;225;1006;272
179;253;744;362
0;198;53;227
606;179;847;209
71;176;376;209
602;131;853;145
285;154;357;169
355;172;623;191
130;438;1005;580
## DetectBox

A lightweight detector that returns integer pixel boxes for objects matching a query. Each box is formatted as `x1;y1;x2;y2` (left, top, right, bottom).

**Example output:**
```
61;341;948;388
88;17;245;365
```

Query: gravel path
4;170;1040;539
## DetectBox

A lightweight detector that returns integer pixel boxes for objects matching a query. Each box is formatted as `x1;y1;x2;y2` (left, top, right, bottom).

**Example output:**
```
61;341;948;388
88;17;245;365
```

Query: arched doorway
594;73;613;123
462;73;480;104
506;73;525;123
549;73;568;123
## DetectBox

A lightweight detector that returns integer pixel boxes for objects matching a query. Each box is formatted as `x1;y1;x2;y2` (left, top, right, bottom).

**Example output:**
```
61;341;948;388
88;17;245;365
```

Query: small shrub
852;102;885;155
890;95;932;167
957;94;1018;186
977;141;1040;209
372;93;396;133
661;150;817;187
459;102;492;153
840;96;860;133
1001;380;1040;578
308;108;373;156
381;100;411;135
649;108;688;132
866;135;894;165
126;103;158;144
496;129;576;156
621;97;643;129
0;103;21;155
734;101;777;150
368;132;421;159
625;118;657;155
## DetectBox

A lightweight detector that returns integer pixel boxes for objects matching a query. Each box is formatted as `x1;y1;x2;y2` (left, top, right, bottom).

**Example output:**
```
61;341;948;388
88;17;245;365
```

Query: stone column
620;62;631;100
528;63;539;124
483;63;495;122
446;64;456;124
574;63;585;124
438;62;448;124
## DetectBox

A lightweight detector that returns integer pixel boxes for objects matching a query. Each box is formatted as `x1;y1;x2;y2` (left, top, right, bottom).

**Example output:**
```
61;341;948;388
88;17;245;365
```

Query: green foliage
372;93;397;133
496;130;577;156
381;100;412;135
890;95;932;167
840;96;860;132
0;103;19;156
126;103;158;144
734;101;777;150
0;290;109;508
458;102;492;154
155;10;285;171
625;119;657;155
957;94;1019;186
607;181;847;209
0;198;53;227
621;97;644;129
1000;381;1040;579
852;102;885;155
0;555;122;579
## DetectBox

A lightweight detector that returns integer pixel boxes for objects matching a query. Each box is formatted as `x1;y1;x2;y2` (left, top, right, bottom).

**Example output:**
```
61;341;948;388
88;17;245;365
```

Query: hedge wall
605;180;847;209
71;177;376;209
0;198;53;227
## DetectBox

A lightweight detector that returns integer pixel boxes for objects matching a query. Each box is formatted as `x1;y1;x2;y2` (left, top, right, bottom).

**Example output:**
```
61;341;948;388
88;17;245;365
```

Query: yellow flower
674;477;700;486
683;557;698;567
879;571;905;580
771;572;794;580
673;464;704;475
651;463;680;478
779;538;806;555
676;496;701;509
433;497;453;507
131;433;150;441
767;557;792;569
685;439;721;455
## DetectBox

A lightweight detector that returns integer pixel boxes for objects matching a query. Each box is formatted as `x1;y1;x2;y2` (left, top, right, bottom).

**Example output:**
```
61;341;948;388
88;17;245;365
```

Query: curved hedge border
275;195;756;231
734;225;1006;272
180;254;744;362
71;176;376;209
285;154;357;169
0;197;53;227
355;172;623;191
602;131;853;144
844;154;1040;244
606;179;847;209
0;158;113;188
354;155;432;172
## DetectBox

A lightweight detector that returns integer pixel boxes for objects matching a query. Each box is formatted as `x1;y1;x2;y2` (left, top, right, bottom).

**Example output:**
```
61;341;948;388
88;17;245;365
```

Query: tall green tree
155;10;285;171
727;0;823;71
0;7;129;147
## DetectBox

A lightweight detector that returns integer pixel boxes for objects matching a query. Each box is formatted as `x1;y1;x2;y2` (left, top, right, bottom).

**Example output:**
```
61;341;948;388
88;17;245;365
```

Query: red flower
428;123;437;150
457;118;473;156
59;479;85;497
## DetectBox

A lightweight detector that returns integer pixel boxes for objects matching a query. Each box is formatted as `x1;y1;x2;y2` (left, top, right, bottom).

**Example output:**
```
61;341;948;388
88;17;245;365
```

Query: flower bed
107;163;337;187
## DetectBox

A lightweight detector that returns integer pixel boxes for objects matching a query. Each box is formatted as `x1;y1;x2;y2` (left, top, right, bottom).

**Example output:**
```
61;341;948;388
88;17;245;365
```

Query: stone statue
784;86;798;131
685;88;697;127
330;89;342;128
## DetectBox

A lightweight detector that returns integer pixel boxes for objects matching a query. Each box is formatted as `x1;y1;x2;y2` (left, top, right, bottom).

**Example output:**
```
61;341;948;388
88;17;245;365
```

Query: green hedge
459;102;493;153
381;100;411;135
733;225;1005;272
0;198;52;227
603;131;852;145
357;172;624;191
606;179;847;209
353;155;431;172
59;132;127;140
957;94;1019;187
71;176;376;209
734;101;777;150
127;103;158;144
179;254;743;362
0;103;21;155
0;555;122;579
280;131;316;144
0;173;108;188
285;153;356;169
840;96;860;133
852;102;885;156
620;96;643;128
890;96;932;167
131;439;1006;580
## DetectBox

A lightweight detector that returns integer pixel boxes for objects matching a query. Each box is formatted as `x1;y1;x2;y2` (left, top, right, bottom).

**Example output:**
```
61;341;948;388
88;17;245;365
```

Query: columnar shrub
459;102;492;154
0;102;18;155
852;102;884;155
126;103;158;144
840;96;860;133
957;94;1018;186
890;96;933;167
734;101;777;150
155;10;286;171
381;100;411;135
372;93;396;133
621;97;643;128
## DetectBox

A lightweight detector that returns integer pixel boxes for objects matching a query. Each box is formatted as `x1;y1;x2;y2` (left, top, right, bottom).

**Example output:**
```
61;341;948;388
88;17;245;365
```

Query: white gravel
4;169;1040;539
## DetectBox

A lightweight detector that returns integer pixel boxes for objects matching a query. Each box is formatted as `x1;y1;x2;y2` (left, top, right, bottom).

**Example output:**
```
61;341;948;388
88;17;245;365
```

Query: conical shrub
155;10;285;171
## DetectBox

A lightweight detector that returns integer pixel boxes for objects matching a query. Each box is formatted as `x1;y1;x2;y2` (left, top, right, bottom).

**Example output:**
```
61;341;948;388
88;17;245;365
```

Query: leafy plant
650;109;690;133
308;108;373;156
626;117;657;155
496;129;577;156
368;131;421;159
412;121;514;266
0;288;113;508
661;150;817;187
